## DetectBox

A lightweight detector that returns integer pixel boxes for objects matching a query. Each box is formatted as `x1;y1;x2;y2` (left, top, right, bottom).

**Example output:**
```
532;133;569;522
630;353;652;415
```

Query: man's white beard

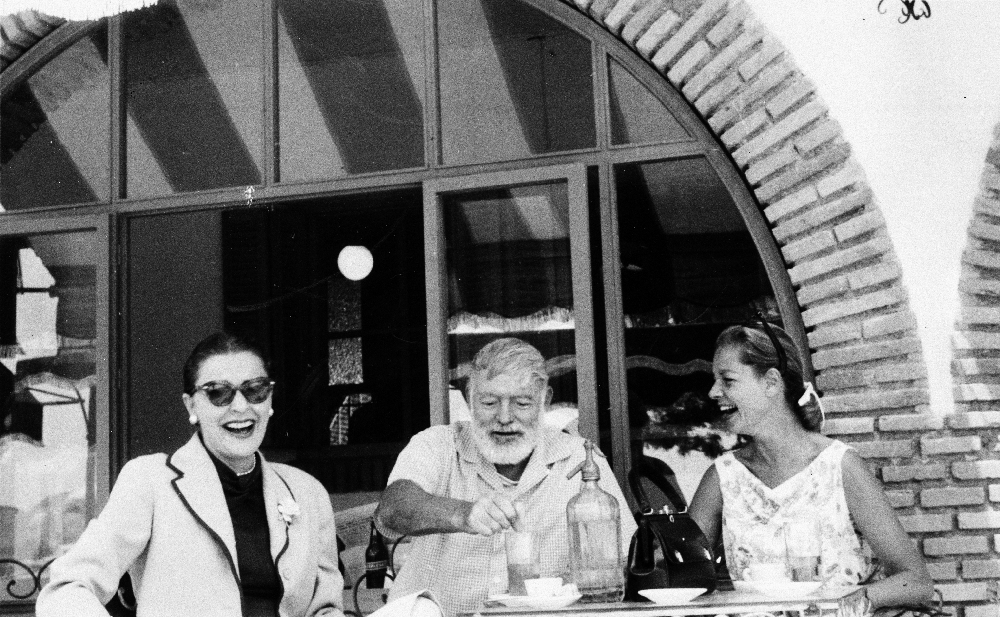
472;421;539;466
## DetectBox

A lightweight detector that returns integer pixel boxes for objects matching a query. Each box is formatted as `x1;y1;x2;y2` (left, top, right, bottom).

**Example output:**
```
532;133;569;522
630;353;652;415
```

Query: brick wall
943;125;1000;615
874;412;1000;613
564;0;1000;614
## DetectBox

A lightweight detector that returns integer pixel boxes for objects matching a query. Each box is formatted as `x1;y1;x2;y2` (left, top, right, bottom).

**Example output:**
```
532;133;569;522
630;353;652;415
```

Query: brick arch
568;1;999;611
2;2;929;423
942;122;1000;613
954;123;1000;409
566;0;929;424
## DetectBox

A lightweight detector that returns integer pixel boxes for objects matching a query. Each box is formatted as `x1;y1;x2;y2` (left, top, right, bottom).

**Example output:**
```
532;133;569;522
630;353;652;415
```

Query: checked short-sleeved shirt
381;422;636;616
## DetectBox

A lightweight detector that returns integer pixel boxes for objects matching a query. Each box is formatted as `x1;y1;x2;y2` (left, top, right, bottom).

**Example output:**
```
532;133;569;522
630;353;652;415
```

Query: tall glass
505;530;540;596
783;519;822;582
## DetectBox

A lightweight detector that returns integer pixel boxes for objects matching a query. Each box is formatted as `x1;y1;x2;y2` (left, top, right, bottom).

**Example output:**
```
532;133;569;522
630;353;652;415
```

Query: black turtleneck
207;448;282;617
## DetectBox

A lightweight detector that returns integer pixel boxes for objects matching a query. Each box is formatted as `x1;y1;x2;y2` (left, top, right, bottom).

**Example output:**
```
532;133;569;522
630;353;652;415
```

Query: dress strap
713;451;741;483
820;439;850;467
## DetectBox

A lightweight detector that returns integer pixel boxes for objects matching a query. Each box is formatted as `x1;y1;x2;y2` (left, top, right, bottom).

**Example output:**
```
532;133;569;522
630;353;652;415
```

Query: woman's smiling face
182;351;271;472
709;344;770;435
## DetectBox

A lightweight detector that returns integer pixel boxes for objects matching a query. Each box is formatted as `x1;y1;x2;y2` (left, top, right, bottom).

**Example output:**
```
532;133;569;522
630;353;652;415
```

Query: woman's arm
841;449;935;608
36;458;156;617
688;464;723;548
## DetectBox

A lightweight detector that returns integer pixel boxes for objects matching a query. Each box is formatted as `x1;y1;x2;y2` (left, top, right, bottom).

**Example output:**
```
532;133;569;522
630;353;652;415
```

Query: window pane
608;58;689;146
1;25;109;210
611;158;777;484
329;338;363;385
123;0;263;198
438;0;596;165
444;180;579;421
278;0;425;180
0;231;97;603
124;192;428;511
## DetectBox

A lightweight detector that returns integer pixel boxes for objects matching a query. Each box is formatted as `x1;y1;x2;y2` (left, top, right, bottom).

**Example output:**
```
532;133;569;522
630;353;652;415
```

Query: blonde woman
689;319;933;615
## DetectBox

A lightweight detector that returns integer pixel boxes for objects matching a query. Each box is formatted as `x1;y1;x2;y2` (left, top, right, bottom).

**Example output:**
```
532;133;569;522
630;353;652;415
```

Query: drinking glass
783;519;822;582
505;530;540;596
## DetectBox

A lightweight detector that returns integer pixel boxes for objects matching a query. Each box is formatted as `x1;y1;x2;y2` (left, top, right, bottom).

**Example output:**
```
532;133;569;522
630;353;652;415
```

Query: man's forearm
375;480;473;537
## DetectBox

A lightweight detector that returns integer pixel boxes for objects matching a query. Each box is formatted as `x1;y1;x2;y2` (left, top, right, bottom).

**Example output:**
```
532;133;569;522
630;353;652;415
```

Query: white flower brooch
277;497;300;526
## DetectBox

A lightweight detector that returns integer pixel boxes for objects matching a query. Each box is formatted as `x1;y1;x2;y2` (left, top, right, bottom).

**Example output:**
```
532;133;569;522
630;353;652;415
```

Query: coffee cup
524;577;564;597
744;562;789;582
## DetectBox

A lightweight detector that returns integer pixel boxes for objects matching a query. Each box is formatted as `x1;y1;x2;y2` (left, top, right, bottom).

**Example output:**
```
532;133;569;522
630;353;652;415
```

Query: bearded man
374;338;635;616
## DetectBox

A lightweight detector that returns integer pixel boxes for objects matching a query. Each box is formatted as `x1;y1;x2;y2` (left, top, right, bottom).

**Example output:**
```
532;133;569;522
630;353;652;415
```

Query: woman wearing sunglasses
688;319;933;616
38;332;344;617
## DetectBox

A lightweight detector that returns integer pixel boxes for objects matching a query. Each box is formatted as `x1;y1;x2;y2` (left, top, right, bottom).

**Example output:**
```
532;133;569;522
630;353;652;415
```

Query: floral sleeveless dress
716;440;873;586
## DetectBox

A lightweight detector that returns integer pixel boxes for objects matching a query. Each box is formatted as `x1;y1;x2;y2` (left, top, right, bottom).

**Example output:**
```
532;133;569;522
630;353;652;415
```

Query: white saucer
733;581;823;598
638;588;708;605
486;593;583;610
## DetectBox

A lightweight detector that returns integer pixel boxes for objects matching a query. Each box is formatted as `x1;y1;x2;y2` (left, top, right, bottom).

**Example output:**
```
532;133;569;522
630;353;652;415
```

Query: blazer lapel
261;456;299;597
166;434;241;584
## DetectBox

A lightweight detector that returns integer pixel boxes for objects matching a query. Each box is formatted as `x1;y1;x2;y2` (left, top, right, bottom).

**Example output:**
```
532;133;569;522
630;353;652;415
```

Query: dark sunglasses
192;377;275;407
746;311;788;376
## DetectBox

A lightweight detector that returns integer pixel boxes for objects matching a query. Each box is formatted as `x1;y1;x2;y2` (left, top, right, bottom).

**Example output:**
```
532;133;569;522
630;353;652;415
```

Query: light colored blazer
36;433;344;617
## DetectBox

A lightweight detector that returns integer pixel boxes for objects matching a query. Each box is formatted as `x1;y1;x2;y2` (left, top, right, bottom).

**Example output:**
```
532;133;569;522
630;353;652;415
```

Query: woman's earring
189;414;198;425
268;408;274;417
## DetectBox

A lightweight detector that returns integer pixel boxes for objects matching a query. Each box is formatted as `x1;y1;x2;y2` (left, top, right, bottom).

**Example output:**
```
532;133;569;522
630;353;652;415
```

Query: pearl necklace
236;457;257;476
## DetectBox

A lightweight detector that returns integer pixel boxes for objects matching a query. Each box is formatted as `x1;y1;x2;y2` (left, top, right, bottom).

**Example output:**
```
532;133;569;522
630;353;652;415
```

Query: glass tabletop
474;586;860;616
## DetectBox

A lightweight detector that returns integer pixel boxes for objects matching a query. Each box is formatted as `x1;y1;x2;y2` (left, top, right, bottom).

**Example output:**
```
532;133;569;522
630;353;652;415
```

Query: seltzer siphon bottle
566;440;625;603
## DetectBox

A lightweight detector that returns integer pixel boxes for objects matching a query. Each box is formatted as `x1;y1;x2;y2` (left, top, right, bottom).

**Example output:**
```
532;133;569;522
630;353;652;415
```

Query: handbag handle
627;457;688;514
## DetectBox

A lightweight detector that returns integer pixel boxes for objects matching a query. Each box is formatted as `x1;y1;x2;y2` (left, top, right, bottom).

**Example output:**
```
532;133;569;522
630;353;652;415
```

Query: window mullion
109;16;124;203
567;163;599;444
424;0;440;169
598;160;631;498
263;0;278;184
422;182;448;425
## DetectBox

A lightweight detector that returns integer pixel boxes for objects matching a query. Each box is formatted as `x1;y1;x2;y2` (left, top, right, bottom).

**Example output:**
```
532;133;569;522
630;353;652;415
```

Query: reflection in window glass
123;0;263;198
329;277;362;332
612;158;777;470
330;392;372;446
329;338;363;385
438;0;596;165
608;58;689;146
0;231;97;603
124;192;428;511
0;25;109;210
278;0;425;179
443;181;578;419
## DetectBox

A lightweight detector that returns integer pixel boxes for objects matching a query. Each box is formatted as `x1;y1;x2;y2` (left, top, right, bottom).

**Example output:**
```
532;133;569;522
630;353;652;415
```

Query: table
473;586;860;617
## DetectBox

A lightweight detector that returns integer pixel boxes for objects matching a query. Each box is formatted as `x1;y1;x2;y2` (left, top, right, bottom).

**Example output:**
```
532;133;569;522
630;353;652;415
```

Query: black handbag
623;458;718;601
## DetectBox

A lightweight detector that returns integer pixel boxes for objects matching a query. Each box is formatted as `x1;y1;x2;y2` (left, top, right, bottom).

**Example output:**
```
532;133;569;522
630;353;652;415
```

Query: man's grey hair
468;337;548;394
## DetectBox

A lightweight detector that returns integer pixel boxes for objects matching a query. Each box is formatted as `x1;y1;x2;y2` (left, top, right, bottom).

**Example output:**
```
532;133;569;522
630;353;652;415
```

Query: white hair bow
797;381;826;429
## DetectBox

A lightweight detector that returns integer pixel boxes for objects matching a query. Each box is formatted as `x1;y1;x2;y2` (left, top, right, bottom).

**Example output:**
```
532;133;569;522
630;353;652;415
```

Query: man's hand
376;480;526;538
464;493;520;536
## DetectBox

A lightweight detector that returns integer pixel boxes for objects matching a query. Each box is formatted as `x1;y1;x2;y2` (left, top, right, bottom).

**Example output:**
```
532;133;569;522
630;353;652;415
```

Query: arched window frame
1;0;811;486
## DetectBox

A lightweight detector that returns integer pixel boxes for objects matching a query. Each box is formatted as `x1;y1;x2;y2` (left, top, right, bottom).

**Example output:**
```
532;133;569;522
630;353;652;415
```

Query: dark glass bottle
364;521;389;589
